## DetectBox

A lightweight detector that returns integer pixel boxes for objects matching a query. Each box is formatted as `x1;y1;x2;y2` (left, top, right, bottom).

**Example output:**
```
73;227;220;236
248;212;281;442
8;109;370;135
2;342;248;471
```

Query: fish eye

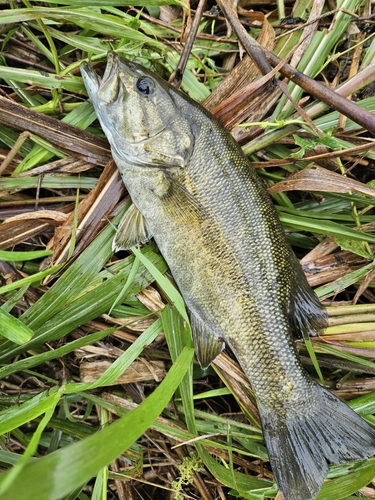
136;77;155;97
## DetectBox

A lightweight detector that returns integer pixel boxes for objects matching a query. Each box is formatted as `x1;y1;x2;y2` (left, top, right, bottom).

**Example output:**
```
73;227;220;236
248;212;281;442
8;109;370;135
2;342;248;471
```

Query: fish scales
173;122;307;396
81;52;375;500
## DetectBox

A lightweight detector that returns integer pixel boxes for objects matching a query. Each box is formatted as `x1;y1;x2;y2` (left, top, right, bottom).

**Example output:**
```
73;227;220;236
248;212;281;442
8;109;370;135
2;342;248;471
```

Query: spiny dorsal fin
190;312;225;369
112;203;152;252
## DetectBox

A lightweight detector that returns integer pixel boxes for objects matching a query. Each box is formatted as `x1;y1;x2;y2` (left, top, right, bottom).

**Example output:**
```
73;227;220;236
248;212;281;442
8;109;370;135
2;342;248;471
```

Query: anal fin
190;313;225;369
113;203;152;251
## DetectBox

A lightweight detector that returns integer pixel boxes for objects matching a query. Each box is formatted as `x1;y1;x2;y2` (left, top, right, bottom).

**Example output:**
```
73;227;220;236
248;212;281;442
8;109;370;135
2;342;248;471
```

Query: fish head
81;52;195;168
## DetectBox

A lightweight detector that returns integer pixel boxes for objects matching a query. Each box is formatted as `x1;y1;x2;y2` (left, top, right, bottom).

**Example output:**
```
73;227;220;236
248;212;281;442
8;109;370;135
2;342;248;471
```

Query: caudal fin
258;382;375;500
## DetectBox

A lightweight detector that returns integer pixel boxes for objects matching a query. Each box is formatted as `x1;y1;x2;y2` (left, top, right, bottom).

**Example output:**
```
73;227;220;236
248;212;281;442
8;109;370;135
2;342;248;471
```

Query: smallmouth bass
81;52;375;500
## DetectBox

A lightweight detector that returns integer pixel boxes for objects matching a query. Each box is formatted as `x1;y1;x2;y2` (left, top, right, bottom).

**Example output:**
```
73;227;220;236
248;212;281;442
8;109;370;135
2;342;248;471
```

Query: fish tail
258;382;375;500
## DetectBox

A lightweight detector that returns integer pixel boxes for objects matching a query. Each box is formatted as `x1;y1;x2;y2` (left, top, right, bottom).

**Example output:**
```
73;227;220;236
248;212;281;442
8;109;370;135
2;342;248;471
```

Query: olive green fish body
81;53;375;500
139;126;311;401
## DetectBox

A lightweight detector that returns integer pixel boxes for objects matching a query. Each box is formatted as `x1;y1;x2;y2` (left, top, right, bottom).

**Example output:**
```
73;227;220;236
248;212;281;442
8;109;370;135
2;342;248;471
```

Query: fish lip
80;52;119;100
109;51;140;78
100;51;118;91
80;60;101;92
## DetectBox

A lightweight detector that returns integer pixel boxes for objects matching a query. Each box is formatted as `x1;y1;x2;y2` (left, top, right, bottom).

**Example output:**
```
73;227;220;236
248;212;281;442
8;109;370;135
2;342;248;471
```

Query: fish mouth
81;52;166;145
97;52;121;104
80;60;101;95
81;52;121;104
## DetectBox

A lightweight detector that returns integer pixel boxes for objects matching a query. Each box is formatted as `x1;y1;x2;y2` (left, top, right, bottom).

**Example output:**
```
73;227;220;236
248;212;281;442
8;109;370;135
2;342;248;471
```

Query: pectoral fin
160;178;207;227
112;203;152;251
190;313;225;369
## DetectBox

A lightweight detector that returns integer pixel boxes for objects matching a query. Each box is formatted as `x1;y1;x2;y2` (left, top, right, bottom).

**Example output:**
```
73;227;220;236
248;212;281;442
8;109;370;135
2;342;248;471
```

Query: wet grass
0;1;375;499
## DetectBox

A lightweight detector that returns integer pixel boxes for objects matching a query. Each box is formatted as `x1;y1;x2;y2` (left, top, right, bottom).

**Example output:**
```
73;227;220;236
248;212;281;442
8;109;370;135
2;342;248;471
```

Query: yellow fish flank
81;52;375;500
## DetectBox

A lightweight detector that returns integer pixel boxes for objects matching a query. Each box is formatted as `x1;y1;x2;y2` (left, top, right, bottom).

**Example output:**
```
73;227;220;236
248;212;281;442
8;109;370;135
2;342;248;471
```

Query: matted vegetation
0;0;375;499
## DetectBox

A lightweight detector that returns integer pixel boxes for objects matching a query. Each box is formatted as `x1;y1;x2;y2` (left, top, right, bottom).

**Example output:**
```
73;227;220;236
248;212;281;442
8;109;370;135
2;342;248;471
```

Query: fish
81;52;375;500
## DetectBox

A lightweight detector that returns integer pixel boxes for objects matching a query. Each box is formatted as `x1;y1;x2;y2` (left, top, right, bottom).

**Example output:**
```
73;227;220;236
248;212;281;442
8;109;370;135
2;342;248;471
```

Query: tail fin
258;382;375;500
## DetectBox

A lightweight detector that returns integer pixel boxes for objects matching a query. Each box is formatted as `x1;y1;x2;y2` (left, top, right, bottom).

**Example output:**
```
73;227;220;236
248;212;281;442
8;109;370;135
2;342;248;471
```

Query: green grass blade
0;308;34;344
0;176;97;192
161;306;196;433
279;212;375;244
33;0;186;5
0;249;166;362
0;65;83;92
348;391;375;416
132;245;189;322
0;328;114;380
273;0;363;120
18;216;118;329
315;261;375;299
313;343;375;372
195;443;273;492
316;458;375;500
0;347;194;500
65;318;163;393
0;394;60;496
0;250;52;261
0;8;163;49
0;389;61;435
0;265;64;295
